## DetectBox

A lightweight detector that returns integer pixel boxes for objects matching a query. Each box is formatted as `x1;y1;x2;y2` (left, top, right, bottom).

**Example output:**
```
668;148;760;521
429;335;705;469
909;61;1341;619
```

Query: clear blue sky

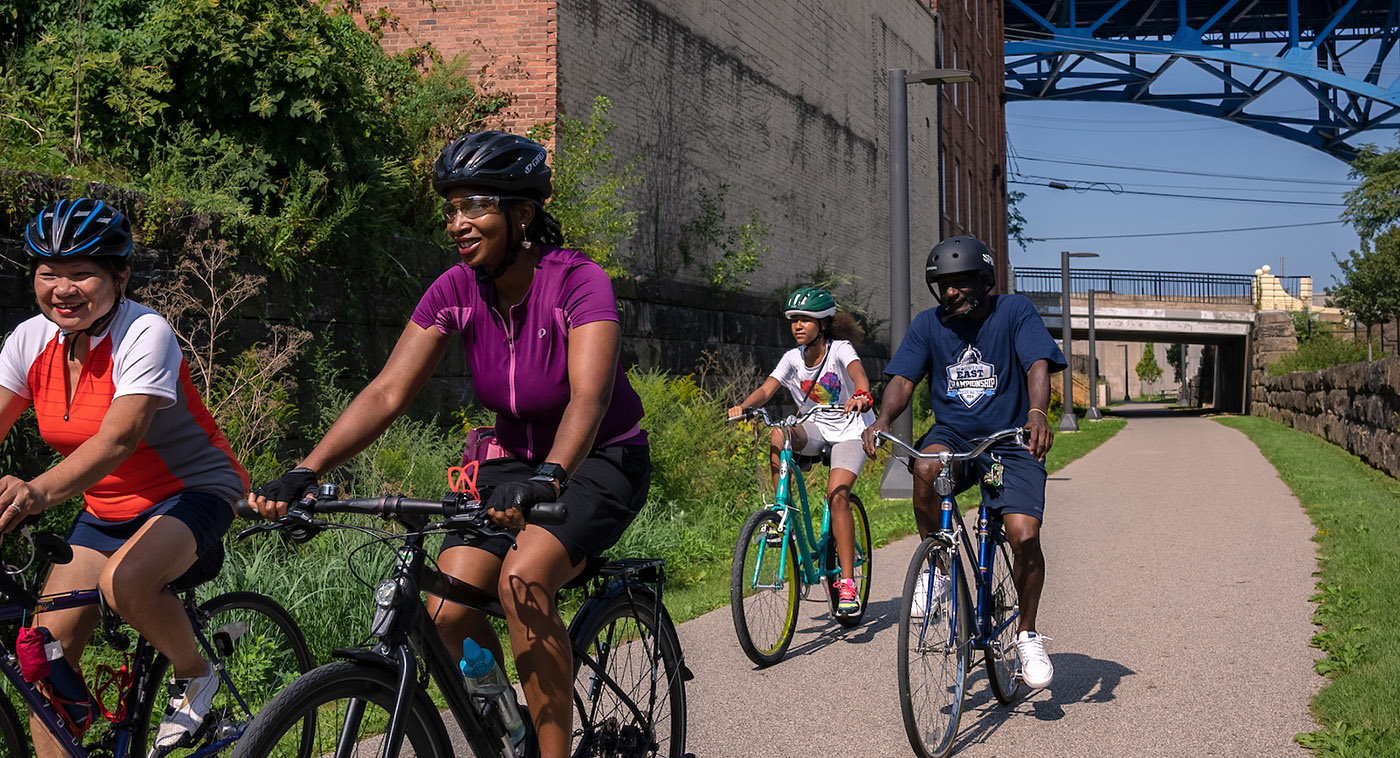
1004;100;1377;290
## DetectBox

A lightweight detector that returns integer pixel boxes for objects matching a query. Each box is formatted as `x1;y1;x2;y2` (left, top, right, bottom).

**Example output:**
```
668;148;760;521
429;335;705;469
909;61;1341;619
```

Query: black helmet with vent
925;236;995;301
431;131;552;200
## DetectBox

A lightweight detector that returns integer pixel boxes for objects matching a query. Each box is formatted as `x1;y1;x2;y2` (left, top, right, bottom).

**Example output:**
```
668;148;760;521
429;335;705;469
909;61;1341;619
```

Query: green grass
1216;416;1400;757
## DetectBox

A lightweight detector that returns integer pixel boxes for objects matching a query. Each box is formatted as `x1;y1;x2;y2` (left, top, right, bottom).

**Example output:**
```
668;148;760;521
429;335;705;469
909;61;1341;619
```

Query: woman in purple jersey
248;131;650;758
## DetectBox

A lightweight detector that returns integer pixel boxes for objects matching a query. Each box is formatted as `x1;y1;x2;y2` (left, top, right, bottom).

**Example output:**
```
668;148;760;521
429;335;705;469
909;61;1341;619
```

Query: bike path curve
677;409;1323;757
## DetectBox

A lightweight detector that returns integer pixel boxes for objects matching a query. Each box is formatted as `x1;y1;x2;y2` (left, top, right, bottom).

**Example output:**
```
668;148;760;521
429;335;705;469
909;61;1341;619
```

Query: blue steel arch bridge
1005;1;1400;160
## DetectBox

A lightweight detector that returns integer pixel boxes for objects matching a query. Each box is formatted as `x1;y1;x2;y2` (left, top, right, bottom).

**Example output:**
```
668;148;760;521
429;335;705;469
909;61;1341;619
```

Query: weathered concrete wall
554;0;943;324
1250;311;1400;479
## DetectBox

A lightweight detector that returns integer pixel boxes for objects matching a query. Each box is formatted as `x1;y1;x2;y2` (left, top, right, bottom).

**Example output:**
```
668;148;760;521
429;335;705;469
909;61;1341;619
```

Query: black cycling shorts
442;444;651;565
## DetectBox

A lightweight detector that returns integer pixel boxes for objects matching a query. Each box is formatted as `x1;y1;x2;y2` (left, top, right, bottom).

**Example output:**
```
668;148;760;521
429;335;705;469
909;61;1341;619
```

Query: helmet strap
64;298;122;362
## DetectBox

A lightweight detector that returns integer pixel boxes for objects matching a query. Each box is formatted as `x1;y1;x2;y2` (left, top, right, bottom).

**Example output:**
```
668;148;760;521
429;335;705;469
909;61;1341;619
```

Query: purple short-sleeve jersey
410;245;647;460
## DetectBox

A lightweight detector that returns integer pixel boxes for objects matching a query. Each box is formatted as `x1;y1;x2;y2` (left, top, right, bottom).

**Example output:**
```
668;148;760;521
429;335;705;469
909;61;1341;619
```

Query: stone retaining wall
1250;312;1400;478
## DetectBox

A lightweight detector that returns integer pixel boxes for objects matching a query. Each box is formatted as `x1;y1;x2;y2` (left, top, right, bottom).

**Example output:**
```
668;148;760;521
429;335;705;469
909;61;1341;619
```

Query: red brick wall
930;0;1008;291
374;1;560;136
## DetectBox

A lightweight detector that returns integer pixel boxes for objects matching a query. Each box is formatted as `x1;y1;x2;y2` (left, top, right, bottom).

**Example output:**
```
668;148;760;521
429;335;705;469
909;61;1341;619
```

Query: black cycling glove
253;467;319;504
486;479;558;516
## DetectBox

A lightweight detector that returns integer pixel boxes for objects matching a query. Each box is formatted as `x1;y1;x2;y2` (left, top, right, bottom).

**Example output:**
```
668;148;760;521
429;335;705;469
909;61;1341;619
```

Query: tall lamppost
1122;344;1131;403
1086;289;1110;421
881;66;974;499
1059;251;1098;432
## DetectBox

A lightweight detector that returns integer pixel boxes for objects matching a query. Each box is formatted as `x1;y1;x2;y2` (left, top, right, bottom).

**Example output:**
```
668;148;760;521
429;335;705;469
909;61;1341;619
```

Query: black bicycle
0;526;313;758
229;484;691;758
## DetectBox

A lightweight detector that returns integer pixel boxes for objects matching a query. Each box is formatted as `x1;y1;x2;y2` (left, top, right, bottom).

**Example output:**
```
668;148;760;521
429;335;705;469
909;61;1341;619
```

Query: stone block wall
1250;310;1400;479
1251;357;1400;479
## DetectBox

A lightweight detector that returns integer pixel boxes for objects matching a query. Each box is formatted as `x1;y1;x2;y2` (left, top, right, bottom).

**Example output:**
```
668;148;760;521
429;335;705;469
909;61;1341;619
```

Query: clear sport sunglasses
442;195;531;221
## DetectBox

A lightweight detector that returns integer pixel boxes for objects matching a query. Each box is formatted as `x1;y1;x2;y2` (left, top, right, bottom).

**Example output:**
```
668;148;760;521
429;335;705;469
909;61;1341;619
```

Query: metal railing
1010;267;1307;304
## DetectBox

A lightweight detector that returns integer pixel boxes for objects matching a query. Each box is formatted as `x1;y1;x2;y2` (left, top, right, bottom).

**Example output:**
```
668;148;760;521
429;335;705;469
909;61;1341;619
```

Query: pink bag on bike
463;426;507;465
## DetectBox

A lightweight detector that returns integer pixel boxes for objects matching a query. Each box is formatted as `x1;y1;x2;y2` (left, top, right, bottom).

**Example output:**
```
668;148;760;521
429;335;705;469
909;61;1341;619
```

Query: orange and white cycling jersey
0;301;248;520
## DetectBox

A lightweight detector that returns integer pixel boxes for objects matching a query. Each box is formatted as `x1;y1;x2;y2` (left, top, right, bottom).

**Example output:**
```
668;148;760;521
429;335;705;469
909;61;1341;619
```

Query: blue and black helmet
432;131;552;200
24;198;133;262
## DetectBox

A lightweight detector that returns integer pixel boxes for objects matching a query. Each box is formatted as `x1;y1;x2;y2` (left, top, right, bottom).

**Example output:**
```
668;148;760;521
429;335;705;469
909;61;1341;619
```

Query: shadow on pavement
953;652;1135;751
779;595;902;661
1100;403;1215;419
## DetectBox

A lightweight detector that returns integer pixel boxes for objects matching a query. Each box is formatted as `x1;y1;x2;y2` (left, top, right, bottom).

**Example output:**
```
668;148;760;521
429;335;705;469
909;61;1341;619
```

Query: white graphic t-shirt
770;339;876;443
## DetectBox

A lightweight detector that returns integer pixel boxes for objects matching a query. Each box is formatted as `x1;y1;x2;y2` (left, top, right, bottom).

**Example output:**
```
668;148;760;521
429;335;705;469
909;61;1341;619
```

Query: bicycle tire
0;695;26;758
229;660;452;758
134;591;314;758
729;509;799;667
569;583;687;758
897;537;969;758
822;493;872;628
985;535;1023;705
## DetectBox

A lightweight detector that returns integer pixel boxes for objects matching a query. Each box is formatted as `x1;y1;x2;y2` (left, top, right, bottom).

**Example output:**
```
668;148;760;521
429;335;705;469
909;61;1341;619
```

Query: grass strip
1216;416;1400;757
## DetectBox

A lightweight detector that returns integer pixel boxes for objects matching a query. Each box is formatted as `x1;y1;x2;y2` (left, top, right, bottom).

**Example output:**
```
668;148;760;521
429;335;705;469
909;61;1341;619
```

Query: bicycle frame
0;580;259;758
936;494;1016;656
766;431;838;590
300;500;676;758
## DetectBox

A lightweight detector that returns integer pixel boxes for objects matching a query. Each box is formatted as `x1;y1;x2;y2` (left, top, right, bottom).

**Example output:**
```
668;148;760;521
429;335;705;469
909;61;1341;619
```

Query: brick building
374;0;1007;334
930;0;1009;291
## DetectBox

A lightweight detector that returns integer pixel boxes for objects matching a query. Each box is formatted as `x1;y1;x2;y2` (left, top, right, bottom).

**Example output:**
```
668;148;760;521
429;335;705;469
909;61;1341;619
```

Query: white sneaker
155;667;220;749
1015;631;1054;688
910;567;950;618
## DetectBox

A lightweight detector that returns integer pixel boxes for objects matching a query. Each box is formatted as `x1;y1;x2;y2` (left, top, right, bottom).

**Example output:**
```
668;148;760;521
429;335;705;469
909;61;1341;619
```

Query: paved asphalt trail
678;408;1323;757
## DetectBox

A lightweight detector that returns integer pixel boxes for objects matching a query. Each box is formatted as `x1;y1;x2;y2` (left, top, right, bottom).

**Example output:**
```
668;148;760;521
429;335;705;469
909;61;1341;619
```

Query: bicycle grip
529;502;568;525
233;498;261;520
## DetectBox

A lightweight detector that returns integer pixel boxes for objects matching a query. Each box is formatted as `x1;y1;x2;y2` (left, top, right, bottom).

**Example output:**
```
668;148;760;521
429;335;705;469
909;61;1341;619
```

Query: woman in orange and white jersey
0;199;249;756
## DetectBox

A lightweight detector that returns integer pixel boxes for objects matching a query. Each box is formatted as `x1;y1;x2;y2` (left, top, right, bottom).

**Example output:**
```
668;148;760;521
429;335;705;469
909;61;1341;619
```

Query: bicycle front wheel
229;660;452;758
570;583;687;758
823;493;872;628
0;695;25;758
897;537;969;758
986;536;1023;705
136;591;314;757
730;509;800;667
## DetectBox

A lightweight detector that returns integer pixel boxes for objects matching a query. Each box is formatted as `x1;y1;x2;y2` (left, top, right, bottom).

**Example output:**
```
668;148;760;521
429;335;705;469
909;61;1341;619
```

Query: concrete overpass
1012;267;1316;413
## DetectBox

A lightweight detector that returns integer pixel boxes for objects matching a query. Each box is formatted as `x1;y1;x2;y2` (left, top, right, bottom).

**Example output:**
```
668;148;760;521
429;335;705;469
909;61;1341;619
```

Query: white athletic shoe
1015;631;1054;688
910;567;950;618
154;667;220;749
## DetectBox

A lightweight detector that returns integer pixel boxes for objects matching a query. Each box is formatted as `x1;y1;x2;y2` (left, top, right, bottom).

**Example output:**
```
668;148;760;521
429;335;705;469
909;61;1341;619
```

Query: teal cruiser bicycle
727;405;872;667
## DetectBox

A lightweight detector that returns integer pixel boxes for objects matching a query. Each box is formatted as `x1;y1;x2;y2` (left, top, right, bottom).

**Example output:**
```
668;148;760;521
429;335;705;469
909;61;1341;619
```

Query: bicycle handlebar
874;427;1026;463
235;484;567;544
727;404;848;428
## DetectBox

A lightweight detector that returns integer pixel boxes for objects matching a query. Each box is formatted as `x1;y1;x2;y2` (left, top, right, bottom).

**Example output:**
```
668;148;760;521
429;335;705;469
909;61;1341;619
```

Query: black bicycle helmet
925;236;995;301
24;198;132;262
431;131;552;200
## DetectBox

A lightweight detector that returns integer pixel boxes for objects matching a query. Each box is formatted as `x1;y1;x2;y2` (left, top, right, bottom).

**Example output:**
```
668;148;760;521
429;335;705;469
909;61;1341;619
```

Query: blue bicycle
875;427;1026;758
728;406;872;667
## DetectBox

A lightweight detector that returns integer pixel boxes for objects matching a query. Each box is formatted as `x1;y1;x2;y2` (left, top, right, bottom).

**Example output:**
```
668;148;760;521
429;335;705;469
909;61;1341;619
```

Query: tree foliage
1135;342;1163;385
1336;143;1400;358
0;0;509;271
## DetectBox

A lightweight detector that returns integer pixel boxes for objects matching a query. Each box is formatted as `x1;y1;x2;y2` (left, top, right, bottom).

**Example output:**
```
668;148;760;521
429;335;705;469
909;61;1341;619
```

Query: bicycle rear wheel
897;537;968;758
229;660;452;758
823;493;872;628
729;509;800;667
0;696;25;758
570;583;687;758
136;591;314;757
985;535;1023;705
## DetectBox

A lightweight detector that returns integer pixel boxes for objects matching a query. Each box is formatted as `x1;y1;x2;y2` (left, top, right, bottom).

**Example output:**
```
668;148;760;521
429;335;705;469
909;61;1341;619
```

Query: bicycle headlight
374;578;399;608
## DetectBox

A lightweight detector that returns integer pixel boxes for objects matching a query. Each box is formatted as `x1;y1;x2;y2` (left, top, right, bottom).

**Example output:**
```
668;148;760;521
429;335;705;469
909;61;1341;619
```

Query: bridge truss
1005;1;1400;160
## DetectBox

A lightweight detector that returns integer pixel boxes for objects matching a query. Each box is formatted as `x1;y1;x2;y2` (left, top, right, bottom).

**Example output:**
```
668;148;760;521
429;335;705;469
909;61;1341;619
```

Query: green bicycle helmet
784;286;837;319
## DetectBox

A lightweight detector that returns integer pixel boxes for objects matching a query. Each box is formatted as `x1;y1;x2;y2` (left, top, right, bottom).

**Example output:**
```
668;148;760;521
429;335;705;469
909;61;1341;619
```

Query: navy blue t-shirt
885;294;1066;439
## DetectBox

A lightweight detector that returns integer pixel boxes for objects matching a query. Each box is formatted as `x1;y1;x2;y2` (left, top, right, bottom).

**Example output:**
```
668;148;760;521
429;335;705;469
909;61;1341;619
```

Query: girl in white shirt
728;287;875;615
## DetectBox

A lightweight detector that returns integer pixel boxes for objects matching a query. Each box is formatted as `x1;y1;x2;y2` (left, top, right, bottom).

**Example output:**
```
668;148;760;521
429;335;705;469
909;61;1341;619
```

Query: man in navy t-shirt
863;236;1066;689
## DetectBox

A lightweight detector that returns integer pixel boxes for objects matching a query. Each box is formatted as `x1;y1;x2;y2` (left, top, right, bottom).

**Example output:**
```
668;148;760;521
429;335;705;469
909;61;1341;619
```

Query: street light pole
1059;251;1098;432
881;65;974;499
1122;344;1131;403
1086;289;1108;421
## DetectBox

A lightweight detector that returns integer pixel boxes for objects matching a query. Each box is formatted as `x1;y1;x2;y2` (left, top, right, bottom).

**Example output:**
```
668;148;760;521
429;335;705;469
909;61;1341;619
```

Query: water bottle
16;627;96;733
460;638;527;750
